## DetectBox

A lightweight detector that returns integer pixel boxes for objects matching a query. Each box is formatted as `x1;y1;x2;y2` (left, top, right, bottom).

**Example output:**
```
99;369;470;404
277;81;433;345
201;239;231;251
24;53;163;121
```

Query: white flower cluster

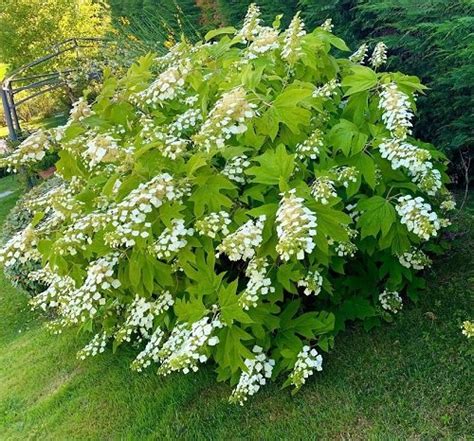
331;227;358;258
169;107;203;136
61;253;121;324
461;321;474;339
161;134;188;160
239;258;274;310
150;219;194;260
378;83;414;140
246;27;279;59
440;193;456;212
54;211;107;256
83;133;121;169
29;267;76;312
276;190;317;261
229;345;275;405
115;292;174;344
311;176;337;205
158;316;222;375
349;43;368;64
379;138;442;196
396;195;441;240
312;79;340;99
0;129;52;172
333;166;359;188
379;289;403;313
296;128;324;160
237;3;262;43
335;239;358;258
105;173;183;248
282;12;306;65
297;270;323;296
288;346;323;391
69;97;93;122
217;216;265;261
131;63;190;108
370;42;387;69
194;88;257;151
320;18;334;32
0;225;40;268
195;211;231;239
222;155;251;184
131;327;165;372
139;121;191;161
398;248;431;270
77;332;109;360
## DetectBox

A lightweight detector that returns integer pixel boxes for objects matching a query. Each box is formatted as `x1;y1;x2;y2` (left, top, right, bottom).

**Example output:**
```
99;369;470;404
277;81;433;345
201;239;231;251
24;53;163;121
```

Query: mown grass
0;177;472;440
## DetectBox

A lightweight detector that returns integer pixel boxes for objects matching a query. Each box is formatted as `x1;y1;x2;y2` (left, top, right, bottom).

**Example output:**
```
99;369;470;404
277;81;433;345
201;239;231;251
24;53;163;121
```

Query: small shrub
0;5;456;404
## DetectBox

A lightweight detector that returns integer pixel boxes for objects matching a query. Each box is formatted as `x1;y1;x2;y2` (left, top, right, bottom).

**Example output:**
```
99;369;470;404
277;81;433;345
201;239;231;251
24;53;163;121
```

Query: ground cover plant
0;5;457;405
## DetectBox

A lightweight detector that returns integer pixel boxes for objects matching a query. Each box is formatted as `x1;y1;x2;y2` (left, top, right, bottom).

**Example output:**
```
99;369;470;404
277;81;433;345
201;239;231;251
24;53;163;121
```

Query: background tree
0;0;111;70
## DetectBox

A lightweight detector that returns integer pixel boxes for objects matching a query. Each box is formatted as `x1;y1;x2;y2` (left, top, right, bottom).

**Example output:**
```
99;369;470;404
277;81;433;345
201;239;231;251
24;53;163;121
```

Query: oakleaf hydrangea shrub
0;5;456;404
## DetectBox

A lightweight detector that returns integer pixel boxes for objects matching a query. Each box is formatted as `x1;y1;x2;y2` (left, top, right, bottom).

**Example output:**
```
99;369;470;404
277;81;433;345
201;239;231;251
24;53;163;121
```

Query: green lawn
0;177;472;440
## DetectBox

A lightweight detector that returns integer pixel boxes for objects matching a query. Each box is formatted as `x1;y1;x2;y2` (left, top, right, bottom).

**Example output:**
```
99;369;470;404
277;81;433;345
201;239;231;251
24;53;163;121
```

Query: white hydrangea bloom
296;128;324;160
395;195;441;240
222;155;251;184
414;168;442;196
115;292;174;344
77;332;109;360
288;346;323;391
194;88;257;151
105;173;185;248
158;316;223;375
440;193;456;211
229;345;275;405
195;211;231;239
333;166;359;188
297;270;323;296
349;43;369;64
237;3;262;43
282;12;306;65
379;289;403;313
330;226;358;258
131;62;191;108
131;327;165;372
379;138;441;196
396;195;440;240
461;321;474;339
398;248;431;270
0;224;40;267
150;219;194;260
69;97;93;122
312;79;340;99
239;258;275;310
169;107;203;135
246;27;279;59
378;83;414;139
320;18;333;32
276;189;317;261
83;133;121;169
217;216;266;261
59;253;122;325
311;176;337;205
29;266;76;312
370;42;387;69
0;130;52;172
